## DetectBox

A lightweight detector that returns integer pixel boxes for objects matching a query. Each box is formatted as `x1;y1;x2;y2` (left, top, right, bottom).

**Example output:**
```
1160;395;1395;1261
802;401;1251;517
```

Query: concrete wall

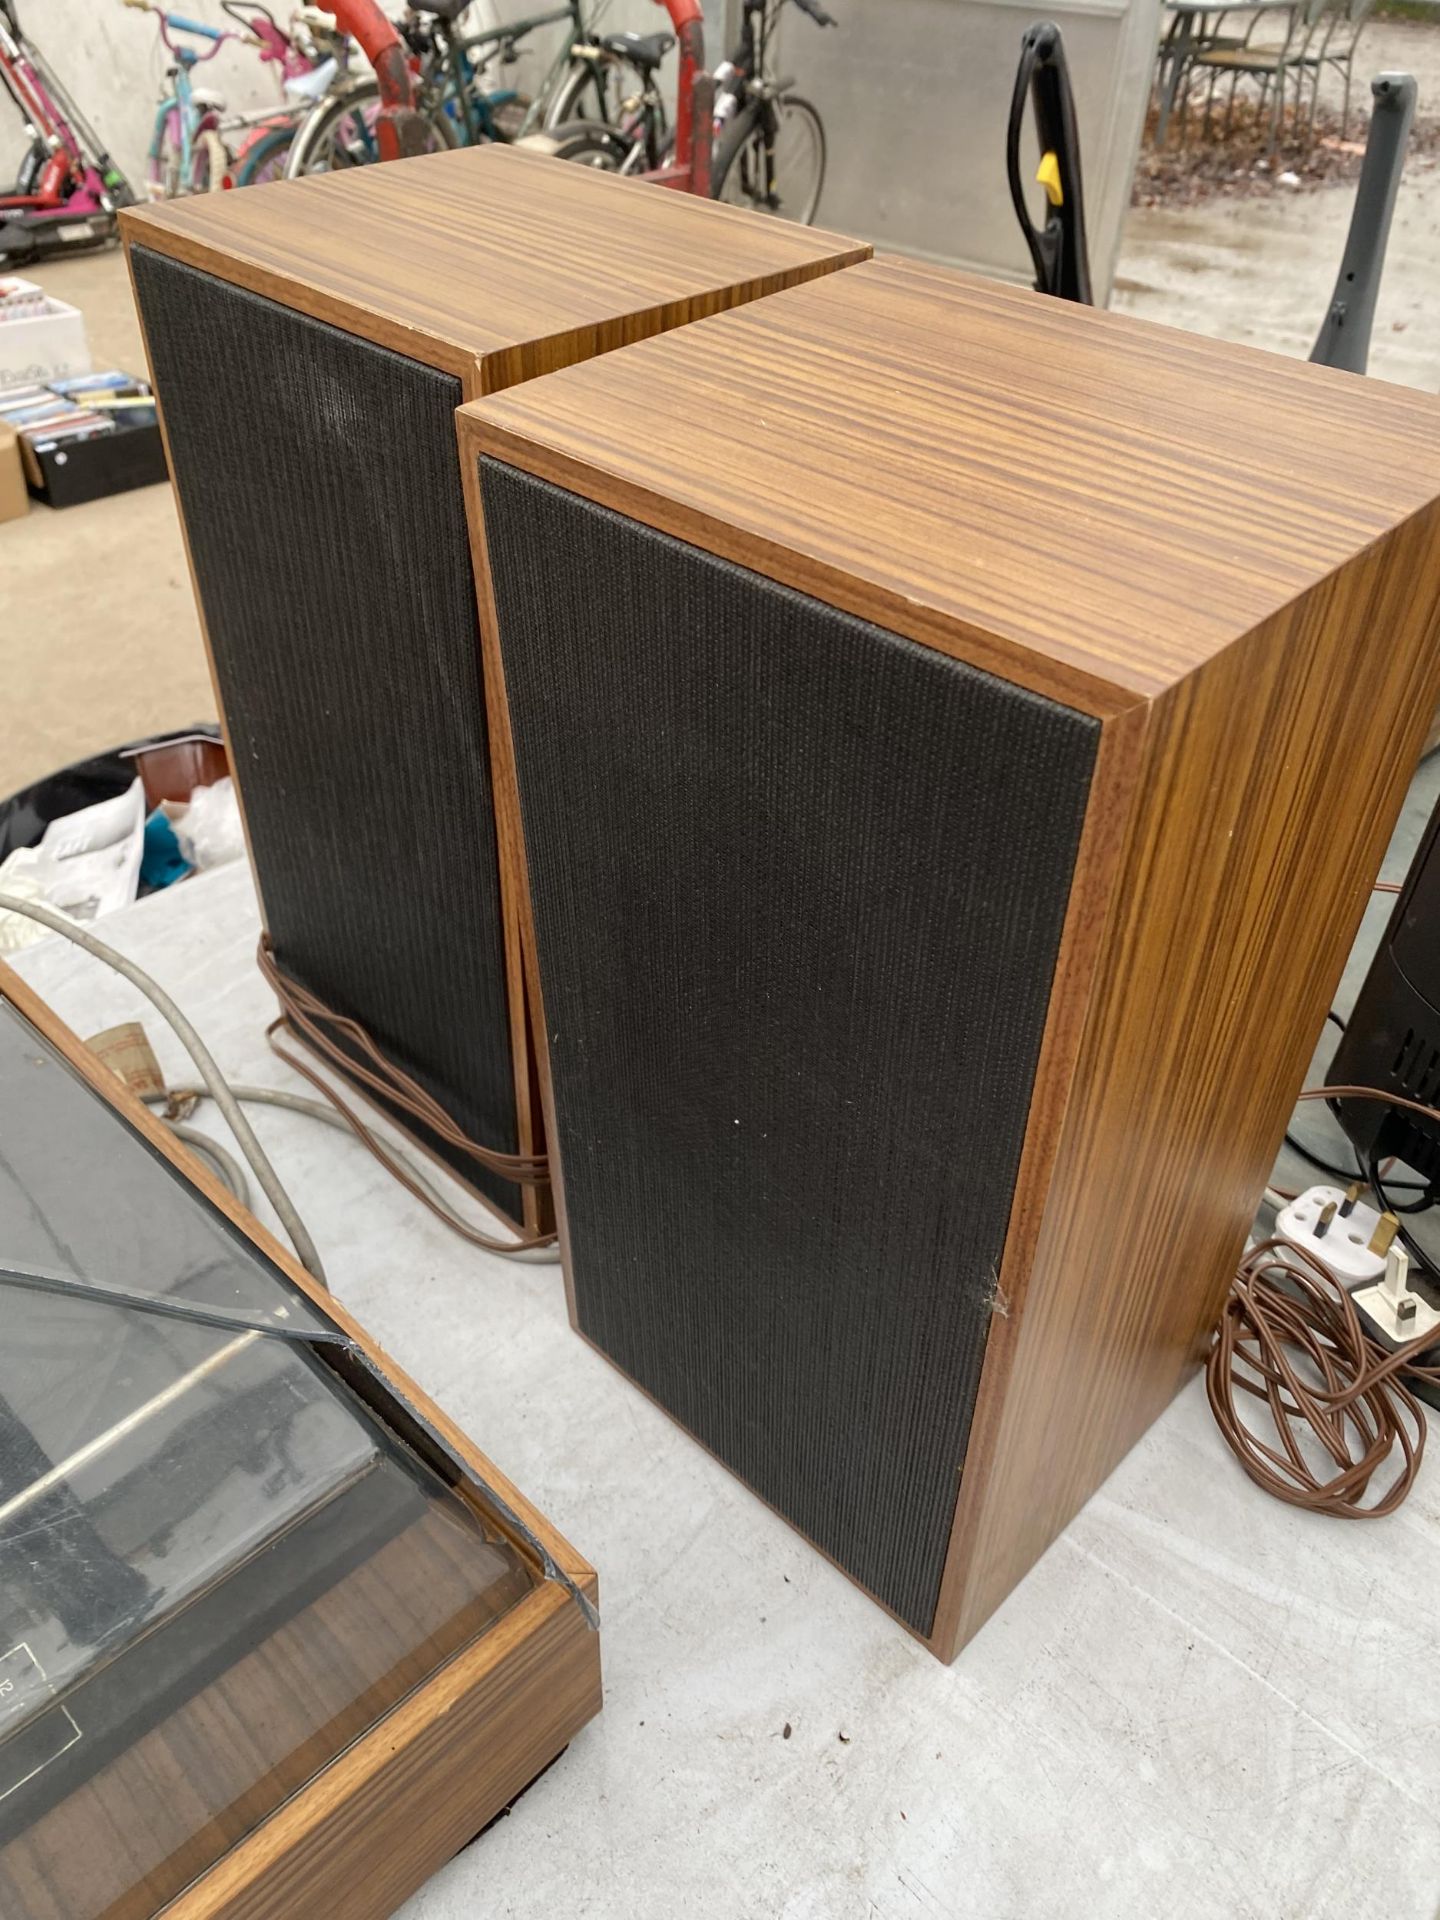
744;0;1160;299
1;0;284;191
4;0;1154;294
0;0;683;190
499;0;1156;295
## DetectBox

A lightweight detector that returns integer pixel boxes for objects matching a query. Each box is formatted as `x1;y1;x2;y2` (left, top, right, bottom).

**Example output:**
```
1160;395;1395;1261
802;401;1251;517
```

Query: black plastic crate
23;410;168;508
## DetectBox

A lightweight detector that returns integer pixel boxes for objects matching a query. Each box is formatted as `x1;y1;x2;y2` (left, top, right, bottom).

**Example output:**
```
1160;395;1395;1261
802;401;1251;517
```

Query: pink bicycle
223;4;348;189
0;0;136;264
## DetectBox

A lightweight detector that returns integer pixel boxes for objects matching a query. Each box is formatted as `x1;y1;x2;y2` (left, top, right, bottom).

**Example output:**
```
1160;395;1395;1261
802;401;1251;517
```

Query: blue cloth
140;808;191;892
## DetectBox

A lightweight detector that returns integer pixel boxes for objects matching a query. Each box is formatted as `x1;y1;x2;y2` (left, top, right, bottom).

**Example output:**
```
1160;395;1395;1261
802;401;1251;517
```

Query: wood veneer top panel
467;254;1440;701
121;145;867;385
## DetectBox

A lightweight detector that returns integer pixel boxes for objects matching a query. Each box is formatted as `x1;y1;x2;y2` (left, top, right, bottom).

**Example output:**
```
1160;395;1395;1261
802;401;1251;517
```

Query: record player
0;962;600;1919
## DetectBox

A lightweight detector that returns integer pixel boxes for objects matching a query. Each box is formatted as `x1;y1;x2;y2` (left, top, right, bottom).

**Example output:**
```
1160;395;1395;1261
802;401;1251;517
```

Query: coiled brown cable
1209;1238;1430;1515
257;935;556;1254
1210;1082;1440;1515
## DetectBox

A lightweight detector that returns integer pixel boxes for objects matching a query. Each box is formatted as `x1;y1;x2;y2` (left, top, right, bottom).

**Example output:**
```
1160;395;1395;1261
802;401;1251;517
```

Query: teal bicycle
123;0;257;196
279;0;614;179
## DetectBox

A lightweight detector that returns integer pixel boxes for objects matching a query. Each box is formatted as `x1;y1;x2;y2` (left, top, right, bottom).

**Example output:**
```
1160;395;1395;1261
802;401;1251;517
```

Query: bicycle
281;0;610;178
0;0;136;265
540;26;675;175
447;0;618;139
226;6;357;187
121;0;259;197
538;0;712;189
710;0;831;224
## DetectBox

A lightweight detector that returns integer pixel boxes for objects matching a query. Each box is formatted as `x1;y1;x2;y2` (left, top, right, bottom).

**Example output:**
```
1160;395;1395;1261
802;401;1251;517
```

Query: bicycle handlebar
220;0;278;30
122;1;255;59
790;0;836;25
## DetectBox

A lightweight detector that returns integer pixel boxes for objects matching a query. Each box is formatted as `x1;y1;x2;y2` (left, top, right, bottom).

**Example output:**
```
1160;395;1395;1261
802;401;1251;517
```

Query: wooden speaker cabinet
121;148;867;1240
0;960;599;1920
461;257;1440;1660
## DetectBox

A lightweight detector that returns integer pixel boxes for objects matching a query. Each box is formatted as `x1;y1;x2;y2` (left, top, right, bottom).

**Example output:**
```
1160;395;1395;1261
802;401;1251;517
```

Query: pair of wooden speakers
128;149;1440;1665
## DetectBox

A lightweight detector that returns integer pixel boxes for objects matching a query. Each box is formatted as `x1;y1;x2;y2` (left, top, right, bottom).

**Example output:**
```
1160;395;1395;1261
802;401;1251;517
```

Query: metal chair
1188;0;1325;152
1314;0;1375;136
1152;4;1253;147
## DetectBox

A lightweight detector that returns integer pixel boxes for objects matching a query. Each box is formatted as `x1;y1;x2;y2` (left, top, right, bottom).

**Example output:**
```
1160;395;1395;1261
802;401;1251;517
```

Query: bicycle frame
643;0;711;191
412;1;600;147
511;0;601;134
218;3;334;176
719;0;796;106
0;1;126;213
137;10;235;197
711;0;828;213
328;0;426;159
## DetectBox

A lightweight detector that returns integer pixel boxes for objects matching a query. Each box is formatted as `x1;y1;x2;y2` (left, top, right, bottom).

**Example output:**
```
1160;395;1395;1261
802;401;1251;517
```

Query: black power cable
1284;1010;1432;1196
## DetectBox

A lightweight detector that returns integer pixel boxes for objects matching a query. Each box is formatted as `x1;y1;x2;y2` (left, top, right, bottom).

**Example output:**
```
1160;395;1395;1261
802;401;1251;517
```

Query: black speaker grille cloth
482;460;1099;1632
132;249;519;1216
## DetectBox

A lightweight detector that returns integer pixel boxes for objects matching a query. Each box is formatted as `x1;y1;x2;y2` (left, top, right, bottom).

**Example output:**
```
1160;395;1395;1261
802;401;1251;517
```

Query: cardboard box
0;279;91;393
0;425;25;523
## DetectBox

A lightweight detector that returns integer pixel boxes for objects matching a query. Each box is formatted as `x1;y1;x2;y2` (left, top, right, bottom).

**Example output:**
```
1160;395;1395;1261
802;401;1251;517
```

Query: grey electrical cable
163;1118;251;1209
0;893;327;1287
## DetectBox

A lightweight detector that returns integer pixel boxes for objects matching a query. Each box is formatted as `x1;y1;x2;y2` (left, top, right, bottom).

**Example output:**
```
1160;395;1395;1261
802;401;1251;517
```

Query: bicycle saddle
598;29;674;71
410;0;470;21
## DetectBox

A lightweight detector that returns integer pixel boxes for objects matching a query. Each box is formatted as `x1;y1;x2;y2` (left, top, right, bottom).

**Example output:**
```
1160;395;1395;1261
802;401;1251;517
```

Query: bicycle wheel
195;128;229;193
15;139;45;196
285;82;457;178
539;119;637;172
155;119;184;199
543;56;612;129
231;124;295;188
712;95;826;225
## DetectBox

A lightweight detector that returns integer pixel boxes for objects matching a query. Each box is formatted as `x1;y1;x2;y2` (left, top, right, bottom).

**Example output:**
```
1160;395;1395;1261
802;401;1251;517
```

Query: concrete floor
11;838;1440;1920
5;20;1440;798
1112;20;1440;390
1;249;213;799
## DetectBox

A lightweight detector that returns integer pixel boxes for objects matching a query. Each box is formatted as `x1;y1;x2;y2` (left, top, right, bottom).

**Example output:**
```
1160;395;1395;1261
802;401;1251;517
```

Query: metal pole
1310;72;1416;376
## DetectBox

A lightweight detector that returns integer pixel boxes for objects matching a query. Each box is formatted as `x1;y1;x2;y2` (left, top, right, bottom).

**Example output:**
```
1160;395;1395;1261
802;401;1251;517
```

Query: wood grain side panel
463;465;579;1324
0;964;592;1588
925;699;1149;1654
476;253;863;395
938;500;1440;1657
119;145;868;382
456;426;549;1239
167;1582;600;1920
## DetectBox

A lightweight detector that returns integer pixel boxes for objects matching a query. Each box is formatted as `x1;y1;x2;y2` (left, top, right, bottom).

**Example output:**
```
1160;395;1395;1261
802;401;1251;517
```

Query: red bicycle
0;0;136;266
537;0;713;193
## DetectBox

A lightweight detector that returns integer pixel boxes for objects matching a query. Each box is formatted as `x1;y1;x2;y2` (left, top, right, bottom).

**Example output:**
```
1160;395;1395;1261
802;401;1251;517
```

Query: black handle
790;0;836;26
1005;21;1093;305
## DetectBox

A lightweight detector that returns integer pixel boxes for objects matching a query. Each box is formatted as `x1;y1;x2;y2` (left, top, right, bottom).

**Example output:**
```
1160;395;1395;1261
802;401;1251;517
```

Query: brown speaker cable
1209;1238;1430;1516
1210;1082;1440;1516
257;937;557;1256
